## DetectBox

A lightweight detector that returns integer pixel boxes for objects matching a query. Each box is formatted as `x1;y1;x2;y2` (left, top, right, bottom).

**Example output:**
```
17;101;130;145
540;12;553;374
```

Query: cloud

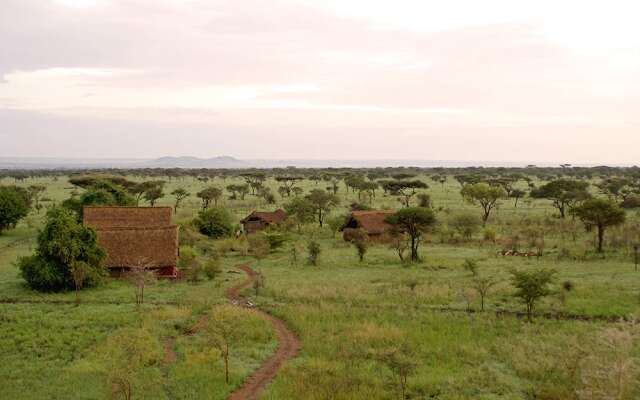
0;0;639;162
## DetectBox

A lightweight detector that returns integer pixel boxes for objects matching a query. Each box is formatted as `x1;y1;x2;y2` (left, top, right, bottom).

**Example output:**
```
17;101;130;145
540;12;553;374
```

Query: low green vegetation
1;166;640;399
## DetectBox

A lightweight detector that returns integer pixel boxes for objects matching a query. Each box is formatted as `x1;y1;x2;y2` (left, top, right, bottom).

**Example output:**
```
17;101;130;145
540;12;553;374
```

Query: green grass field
1;174;639;399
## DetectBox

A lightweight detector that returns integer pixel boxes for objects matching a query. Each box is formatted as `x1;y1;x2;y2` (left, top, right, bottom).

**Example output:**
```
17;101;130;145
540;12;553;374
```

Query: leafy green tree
143;185;164;206
386;207;437;262
326;214;347;238
572;198;626;253
17;207;106;292
460;183;507;226
284;197;316;231
510;268;556;321
226;184;249;200
0;186;31;234
129;181;164;206
274;176;304;197
194;207;234;238
205;305;245;384
197;186;223;209
171;187;190;212
305;189;340;227
530;179;590;218
27;184;46;213
381;180;429;207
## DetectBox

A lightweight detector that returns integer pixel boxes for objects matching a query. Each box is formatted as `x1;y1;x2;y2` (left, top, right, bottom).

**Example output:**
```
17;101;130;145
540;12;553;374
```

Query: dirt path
226;264;302;400
161;264;301;399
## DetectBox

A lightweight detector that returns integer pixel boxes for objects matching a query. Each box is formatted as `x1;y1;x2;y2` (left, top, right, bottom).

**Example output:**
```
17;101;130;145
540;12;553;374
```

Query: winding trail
225;264;302;400
162;264;301;400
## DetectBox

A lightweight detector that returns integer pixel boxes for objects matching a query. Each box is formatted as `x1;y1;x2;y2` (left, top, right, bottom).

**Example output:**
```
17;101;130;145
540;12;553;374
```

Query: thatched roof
343;210;396;235
83;206;178;269
95;226;179;268
84;206;172;229
241;209;287;224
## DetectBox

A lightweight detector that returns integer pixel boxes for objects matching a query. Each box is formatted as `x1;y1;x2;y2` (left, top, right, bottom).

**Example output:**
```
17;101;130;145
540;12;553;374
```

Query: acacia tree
284;197;316;231
226;184;249;200
530;179;590;218
510;268;556;321
171;188;190;212
381;180;429;207
126;260;156;305
240;172;266;196
206;305;244;384
386;207;436;262
143;185;164;206
275;176;304;197
460;183;506;226
572;198;626;253
27;184;46;213
129;181;164;206
197;187;223;209
472;276;497;311
305;189;340;227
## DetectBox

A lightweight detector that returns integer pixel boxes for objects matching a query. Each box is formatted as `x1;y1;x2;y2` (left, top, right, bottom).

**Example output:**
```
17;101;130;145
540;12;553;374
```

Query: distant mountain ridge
144;156;247;168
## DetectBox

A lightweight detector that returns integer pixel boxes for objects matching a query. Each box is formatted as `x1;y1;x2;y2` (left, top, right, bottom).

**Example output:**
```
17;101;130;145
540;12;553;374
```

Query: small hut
341;210;396;243
83;206;180;278
241;209;287;234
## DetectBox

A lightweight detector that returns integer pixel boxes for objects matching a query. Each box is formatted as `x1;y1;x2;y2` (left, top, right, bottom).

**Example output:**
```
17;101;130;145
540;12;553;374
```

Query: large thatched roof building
83;206;179;278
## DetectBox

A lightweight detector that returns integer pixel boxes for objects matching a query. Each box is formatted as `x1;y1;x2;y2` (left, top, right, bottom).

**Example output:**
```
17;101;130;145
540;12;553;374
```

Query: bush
263;231;287;250
203;259;222;280
178;246;201;282
17;207;106;292
449;212;481;240
194;207;234;238
0;186;31;234
307;240;321;265
483;228;497;243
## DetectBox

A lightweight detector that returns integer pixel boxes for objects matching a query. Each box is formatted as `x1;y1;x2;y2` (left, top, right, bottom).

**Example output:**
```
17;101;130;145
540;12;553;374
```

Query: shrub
510;268;556;321
178;246;202;282
449;212;482;240
307;240;321;265
248;234;270;261
483;228;497;243
203;259;222;281
17;207;106;292
263;231;287;250
194;207;234;238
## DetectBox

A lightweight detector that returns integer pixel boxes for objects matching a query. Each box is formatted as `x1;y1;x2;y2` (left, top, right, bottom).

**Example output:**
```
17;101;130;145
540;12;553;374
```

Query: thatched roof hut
83;207;179;277
241;209;287;234
341;210;396;242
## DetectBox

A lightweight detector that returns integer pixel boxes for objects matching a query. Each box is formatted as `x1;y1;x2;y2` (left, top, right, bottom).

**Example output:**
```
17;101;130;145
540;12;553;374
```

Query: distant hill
144;156;247;168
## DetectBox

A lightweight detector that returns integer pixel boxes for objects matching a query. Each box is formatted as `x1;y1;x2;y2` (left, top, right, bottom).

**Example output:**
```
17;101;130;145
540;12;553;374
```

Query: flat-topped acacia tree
572;198;626;253
386;207;436;262
460;183;507;226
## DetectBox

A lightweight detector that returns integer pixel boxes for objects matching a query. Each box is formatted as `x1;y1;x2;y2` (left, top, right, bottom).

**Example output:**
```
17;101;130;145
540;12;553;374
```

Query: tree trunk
597;225;605;253
224;345;229;384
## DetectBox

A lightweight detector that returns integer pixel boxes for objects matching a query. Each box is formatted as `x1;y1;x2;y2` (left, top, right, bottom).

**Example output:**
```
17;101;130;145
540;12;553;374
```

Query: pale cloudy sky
1;0;639;163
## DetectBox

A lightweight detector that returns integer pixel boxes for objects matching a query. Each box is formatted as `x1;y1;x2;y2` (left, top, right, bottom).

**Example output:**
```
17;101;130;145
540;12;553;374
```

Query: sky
1;0;639;164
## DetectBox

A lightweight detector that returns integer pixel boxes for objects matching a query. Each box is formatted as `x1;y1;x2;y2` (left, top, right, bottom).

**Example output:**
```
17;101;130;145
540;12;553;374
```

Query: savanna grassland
1;168;640;400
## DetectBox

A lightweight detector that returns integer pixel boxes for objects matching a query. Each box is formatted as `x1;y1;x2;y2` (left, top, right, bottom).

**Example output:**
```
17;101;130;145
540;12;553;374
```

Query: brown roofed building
341;210;396;242
83;207;179;278
241;209;287;234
